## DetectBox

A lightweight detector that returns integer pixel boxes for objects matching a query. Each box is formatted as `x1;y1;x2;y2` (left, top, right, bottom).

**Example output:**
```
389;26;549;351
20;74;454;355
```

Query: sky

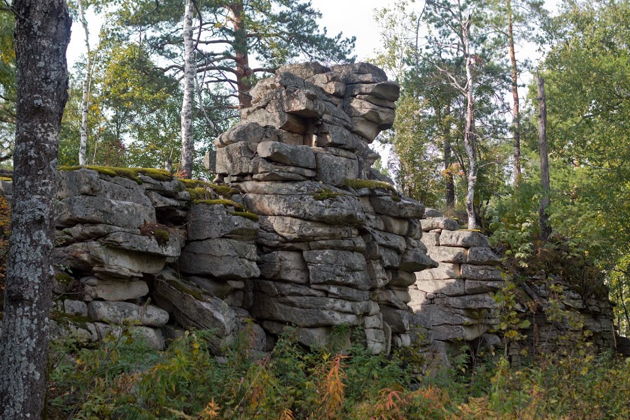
67;0;391;67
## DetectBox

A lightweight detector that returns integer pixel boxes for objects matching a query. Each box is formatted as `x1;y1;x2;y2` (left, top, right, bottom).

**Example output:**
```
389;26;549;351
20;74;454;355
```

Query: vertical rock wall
210;62;436;352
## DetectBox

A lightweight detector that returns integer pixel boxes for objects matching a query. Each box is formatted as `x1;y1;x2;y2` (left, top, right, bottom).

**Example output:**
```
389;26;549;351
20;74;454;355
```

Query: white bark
180;0;195;178
78;0;91;166
462;16;479;230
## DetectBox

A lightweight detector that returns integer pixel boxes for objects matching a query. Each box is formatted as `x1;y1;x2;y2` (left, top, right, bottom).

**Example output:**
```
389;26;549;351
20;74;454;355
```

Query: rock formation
411;208;618;364
208;62;436;352
0;61;621;364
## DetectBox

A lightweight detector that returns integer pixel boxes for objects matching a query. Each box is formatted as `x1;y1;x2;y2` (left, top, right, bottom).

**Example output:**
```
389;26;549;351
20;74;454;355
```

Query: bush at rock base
46;328;630;419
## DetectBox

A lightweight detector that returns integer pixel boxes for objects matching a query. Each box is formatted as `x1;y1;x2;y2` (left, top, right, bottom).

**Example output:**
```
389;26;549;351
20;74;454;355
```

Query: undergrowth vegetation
46;328;630;419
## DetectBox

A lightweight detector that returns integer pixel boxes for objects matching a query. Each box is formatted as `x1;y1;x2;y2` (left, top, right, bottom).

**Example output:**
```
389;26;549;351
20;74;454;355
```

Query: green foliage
46;328;630;419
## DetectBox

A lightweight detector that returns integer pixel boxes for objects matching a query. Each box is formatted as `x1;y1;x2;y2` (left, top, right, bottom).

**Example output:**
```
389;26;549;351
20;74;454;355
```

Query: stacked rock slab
410;209;503;362
411;209;620;364
51;169;188;349
49;169;265;352
210;62;436;353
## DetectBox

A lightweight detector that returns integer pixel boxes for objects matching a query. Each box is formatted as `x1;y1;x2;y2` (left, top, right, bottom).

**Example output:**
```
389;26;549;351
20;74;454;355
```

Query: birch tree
180;0;195;177
0;0;71;417
77;0;92;166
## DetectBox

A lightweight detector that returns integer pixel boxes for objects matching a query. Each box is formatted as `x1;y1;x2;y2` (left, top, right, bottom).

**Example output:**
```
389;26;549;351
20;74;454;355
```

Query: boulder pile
410;209;503;362
208;62;436;352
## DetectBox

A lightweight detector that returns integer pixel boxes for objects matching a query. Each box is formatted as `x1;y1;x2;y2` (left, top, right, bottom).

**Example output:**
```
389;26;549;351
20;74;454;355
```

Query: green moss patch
343;178;397;192
313;188;346;201
58;166;173;183
230;210;259;222
181;179;238;199
193;199;244;210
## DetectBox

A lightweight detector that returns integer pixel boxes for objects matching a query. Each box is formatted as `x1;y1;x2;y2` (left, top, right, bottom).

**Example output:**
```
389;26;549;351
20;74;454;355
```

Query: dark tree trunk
229;0;253;111
507;0;522;185
537;75;551;241
0;0;71;418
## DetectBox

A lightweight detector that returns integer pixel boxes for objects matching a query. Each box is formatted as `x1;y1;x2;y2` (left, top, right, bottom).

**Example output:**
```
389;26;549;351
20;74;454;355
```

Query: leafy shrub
46;327;630;419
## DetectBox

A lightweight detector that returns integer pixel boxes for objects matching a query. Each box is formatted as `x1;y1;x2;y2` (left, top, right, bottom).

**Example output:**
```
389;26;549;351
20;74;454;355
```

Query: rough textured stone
180;239;259;279
257;140;316;168
88;301;169;327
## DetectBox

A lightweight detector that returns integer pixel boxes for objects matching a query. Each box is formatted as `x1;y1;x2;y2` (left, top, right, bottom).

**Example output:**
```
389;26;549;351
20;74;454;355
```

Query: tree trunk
78;0;91;166
442;106;455;209
228;1;253;111
507;0;521;185
180;0;196;178
0;0;71;418
537;75;551;241
462;17;479;230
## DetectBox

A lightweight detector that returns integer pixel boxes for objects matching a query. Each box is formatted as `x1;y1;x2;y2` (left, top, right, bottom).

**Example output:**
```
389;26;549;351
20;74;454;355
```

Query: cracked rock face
208;62;435;353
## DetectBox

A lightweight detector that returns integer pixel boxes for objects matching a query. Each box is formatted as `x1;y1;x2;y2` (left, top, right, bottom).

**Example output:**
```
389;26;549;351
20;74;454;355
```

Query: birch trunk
462;17;479;230
537;75;551;240
507;0;522;184
78;0;91;166
0;0;71;418
229;0;253;111
180;0;196;178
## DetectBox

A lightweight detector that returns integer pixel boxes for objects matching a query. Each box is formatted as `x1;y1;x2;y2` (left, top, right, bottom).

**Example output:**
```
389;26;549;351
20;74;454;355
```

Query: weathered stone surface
63;299;88;317
381;306;413;333
187;203;258;241
101;231;182;258
316;152;359;185
55;241;166;277
467;247;501;265
83;278;149;301
426;245;467;264
304;249;371;290
260;251;309;283
420;217;459;232
461;264;503;281
88;301;169;327
439;230;489;248
244;193;364;225
262;216;358;241
370;195;424;218
153;275;237;338
56;195;155;228
180;239;259;279
415;263;461;281
216;122;280;148
345;81;400;101
400;246;437;272
252;297;360;327
416;279;466;296
215;141;257;175
257;140;316;168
